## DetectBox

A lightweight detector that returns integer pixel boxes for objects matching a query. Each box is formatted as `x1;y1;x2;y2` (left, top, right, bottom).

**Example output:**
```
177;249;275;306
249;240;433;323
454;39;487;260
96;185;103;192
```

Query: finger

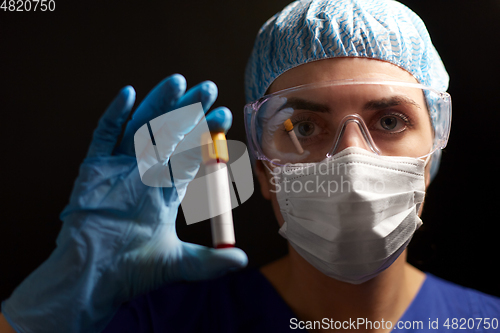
166;106;233;194
206;107;233;134
136;102;207;188
86;86;136;159
149;81;219;163
114;74;187;156
176;243;248;281
173;80;218;114
142;82;220;176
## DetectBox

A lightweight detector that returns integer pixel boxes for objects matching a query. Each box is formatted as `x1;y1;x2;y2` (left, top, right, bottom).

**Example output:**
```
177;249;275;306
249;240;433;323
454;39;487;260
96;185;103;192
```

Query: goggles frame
244;78;452;166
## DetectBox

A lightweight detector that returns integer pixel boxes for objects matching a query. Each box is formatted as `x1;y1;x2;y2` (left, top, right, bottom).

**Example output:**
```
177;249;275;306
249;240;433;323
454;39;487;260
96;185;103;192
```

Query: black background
1;0;499;303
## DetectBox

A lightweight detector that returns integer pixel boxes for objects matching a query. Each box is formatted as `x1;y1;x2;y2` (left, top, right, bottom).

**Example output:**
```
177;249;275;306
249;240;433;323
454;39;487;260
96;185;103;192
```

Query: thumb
177;243;248;281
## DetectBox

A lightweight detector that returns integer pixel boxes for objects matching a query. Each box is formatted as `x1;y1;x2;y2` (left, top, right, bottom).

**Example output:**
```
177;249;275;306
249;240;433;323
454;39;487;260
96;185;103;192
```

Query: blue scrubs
102;269;500;332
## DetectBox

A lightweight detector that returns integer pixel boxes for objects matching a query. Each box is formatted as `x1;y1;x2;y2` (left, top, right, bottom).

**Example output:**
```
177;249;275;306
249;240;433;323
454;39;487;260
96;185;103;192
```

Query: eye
380;116;398;130
378;114;408;133
296;121;316;137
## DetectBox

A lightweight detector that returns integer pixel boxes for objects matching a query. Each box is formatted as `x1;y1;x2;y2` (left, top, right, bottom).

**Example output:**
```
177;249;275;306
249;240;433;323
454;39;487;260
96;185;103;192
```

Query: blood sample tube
201;132;235;248
284;119;304;154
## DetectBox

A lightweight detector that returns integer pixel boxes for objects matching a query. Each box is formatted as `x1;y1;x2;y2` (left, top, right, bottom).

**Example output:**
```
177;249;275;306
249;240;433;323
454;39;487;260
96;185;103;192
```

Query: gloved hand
1;74;248;333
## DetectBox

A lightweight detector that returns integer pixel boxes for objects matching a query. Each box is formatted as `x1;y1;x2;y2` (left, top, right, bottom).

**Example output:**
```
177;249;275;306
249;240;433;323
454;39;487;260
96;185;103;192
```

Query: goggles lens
245;80;451;165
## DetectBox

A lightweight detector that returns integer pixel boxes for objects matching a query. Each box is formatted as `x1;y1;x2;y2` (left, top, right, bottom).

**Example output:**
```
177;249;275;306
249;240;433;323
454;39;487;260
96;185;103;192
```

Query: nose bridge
330;115;380;156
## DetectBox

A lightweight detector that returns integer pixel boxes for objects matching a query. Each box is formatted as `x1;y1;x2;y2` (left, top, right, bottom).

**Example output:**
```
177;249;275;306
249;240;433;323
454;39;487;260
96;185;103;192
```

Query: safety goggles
244;79;451;166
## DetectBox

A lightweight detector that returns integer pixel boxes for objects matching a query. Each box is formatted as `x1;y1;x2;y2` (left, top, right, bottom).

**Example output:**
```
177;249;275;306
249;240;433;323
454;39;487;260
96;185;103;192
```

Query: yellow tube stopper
201;132;229;164
284;118;304;154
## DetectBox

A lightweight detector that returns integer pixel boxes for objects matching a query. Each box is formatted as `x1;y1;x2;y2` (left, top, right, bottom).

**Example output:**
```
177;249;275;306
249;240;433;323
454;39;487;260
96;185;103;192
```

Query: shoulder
418;273;500;317
395;273;500;332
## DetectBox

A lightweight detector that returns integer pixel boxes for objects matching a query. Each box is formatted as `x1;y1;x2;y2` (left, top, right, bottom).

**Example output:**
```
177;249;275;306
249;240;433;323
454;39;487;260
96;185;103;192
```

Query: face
255;57;433;226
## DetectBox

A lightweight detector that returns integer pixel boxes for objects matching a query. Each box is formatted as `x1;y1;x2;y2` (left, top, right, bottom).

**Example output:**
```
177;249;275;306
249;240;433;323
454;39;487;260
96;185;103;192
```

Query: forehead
267;58;419;94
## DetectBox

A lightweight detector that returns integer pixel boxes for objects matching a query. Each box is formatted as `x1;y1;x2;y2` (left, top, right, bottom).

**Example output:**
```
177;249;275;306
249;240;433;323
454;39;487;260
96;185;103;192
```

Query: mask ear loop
260;158;288;177
260;156;309;177
423;153;432;167
420;143;437;167
262;159;277;174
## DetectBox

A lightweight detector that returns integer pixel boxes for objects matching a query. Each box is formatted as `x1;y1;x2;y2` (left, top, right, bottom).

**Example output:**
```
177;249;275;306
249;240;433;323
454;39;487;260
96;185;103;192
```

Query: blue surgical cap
244;0;449;180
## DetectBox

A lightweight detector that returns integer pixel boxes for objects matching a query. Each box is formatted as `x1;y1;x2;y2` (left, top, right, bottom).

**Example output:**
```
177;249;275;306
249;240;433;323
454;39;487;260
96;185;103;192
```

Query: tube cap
202;132;229;164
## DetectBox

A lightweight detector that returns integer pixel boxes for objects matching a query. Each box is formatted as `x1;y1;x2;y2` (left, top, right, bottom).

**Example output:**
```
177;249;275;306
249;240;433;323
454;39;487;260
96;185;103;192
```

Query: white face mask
270;147;426;284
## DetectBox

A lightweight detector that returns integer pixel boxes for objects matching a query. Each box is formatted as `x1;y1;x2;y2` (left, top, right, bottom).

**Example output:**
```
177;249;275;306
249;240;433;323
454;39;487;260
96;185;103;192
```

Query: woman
1;0;499;332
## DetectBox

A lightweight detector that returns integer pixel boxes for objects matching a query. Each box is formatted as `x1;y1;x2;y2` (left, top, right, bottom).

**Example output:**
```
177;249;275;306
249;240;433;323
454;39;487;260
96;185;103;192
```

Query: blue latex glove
1;74;248;333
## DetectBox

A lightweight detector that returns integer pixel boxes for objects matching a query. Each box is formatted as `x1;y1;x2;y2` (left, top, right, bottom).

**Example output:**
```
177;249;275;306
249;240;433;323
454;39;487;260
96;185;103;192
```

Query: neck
260;245;425;332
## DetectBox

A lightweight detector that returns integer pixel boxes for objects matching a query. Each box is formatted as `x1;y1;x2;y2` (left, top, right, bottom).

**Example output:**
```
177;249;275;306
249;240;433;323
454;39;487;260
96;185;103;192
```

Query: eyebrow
278;97;330;113
277;95;420;113
364;96;421;110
